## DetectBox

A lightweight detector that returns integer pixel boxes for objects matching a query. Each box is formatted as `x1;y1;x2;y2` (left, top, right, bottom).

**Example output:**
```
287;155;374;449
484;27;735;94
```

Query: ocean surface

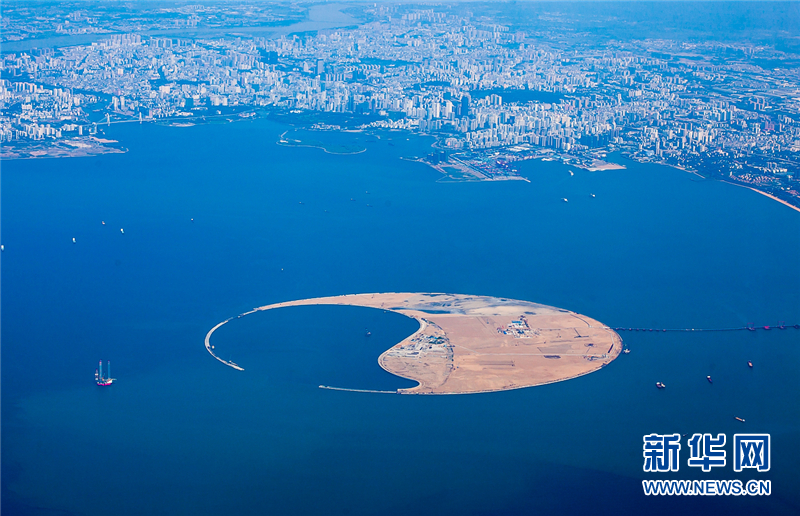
2;117;799;515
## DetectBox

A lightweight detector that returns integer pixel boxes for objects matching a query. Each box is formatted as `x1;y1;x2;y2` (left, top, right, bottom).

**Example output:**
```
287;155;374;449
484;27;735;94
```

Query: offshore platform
95;360;115;386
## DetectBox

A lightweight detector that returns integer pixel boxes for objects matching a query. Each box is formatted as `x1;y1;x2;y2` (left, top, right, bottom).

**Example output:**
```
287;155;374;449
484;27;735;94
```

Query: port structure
95;360;114;386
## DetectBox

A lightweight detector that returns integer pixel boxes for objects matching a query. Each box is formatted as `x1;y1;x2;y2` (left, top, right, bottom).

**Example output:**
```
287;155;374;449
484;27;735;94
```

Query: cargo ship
95;360;115;386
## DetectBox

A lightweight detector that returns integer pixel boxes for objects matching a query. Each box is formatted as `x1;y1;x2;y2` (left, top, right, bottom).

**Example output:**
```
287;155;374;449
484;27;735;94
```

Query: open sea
2;117;799;515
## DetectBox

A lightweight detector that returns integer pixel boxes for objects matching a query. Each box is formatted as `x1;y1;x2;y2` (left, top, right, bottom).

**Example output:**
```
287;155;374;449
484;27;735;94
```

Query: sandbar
204;293;623;394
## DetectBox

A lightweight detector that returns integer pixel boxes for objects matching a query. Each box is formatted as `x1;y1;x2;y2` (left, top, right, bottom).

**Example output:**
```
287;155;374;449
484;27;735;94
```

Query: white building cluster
1;4;799;187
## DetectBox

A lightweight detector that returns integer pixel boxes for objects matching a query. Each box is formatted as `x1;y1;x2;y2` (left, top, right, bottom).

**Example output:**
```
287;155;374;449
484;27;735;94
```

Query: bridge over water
613;324;799;333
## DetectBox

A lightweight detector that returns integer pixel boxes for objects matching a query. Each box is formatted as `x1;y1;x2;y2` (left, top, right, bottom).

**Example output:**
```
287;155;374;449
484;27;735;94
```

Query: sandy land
206;293;622;395
581;160;626;172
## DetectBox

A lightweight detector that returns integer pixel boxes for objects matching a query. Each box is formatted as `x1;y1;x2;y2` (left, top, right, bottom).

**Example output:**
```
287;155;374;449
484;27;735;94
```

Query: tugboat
656;381;666;389
95;360;114;386
707;375;713;384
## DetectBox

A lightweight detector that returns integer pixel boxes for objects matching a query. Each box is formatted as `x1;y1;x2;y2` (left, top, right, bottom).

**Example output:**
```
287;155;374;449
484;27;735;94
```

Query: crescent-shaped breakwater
203;309;262;371
204;293;623;394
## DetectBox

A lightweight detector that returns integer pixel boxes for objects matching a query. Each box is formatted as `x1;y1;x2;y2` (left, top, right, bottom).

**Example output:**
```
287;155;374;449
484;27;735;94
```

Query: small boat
590;194;596;198
561;198;568;203
120;228;124;234
0;244;4;252
656;381;665;389
365;330;371;337
72;237;76;244
190;218;194;222
101;221;105;225
707;376;712;383
763;326;771;330
622;349;630;354
735;416;745;423
568;170;574;176
748;360;753;368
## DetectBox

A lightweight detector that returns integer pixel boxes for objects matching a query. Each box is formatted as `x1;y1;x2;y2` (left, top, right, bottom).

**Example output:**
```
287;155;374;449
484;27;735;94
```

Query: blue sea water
2;117;800;515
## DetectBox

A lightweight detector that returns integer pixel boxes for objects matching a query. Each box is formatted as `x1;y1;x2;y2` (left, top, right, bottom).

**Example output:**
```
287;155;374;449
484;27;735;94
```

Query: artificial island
204;293;623;394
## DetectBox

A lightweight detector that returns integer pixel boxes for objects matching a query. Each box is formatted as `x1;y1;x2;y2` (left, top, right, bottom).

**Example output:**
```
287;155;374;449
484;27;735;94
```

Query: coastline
721;179;800;214
276;139;367;155
624;155;798;213
0;137;127;160
276;130;366;155
641;156;798;212
407;156;530;183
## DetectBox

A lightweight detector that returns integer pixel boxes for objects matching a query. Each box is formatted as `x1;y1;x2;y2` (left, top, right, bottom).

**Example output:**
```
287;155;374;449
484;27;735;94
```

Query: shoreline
0;148;128;160
721;179;800;214
646;157;799;213
276;139;367;155
407;156;530;183
277;129;366;155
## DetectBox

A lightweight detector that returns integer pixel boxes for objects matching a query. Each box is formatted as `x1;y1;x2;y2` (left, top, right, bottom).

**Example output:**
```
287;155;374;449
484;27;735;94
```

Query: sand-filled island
205;293;623;394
